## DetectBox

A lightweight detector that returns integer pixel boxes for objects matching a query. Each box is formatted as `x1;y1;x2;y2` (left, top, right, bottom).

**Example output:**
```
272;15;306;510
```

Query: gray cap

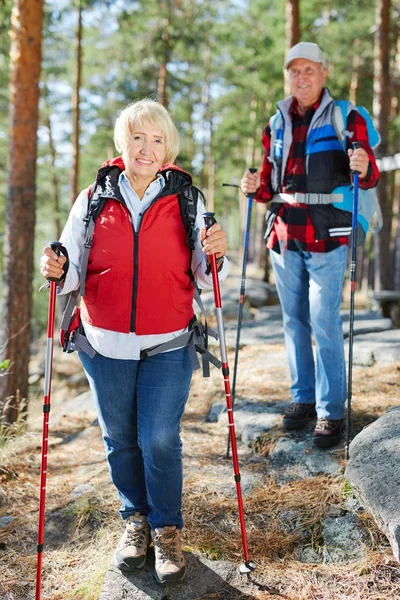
284;42;327;70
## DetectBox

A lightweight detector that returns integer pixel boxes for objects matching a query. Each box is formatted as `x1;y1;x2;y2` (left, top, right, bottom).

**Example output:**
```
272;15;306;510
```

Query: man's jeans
270;244;347;420
79;347;192;530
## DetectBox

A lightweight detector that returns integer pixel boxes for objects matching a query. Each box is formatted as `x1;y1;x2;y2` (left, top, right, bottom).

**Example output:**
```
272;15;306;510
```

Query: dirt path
2;328;400;599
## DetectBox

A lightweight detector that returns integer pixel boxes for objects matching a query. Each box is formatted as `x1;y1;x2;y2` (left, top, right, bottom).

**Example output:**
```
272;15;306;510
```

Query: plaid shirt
256;95;380;254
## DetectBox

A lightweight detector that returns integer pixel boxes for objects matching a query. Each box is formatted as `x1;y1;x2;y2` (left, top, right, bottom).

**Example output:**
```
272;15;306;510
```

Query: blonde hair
114;99;180;163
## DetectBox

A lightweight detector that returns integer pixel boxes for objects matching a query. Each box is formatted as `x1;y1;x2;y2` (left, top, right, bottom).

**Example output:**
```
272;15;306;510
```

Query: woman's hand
200;222;227;260
40;245;67;281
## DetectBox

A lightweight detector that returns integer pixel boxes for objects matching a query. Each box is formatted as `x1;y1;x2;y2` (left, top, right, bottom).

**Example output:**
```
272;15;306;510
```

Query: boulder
346;406;400;561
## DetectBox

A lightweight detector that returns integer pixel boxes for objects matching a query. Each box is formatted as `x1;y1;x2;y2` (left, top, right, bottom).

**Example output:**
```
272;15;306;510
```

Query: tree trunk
0;0;44;425
46;113;61;241
373;0;392;290
158;58;168;108
349;41;361;105
284;0;300;96
285;0;300;48
71;0;82;205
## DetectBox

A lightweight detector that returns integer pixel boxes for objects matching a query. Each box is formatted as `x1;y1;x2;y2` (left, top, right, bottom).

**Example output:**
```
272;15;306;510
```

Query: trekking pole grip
203;211;217;231
351;141;362;175
48;241;63;283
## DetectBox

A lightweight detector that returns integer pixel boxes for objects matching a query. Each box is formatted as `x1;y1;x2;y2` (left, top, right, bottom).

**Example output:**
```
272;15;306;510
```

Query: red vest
80;191;195;335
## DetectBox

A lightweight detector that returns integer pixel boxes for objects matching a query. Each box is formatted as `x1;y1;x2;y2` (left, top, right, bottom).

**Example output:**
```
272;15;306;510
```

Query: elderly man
241;41;379;448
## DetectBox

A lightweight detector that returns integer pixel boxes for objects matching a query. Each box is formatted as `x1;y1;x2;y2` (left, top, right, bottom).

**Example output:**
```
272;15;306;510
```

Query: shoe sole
312;434;343;448
154;565;186;584
282;417;310;430
114;550;147;571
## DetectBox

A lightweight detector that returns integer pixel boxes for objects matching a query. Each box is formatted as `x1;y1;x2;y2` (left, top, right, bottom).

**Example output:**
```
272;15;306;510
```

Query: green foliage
0;359;10;371
1;0;396;340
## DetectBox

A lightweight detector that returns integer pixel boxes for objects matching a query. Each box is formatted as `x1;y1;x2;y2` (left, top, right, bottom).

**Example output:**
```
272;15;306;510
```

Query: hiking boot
312;418;344;448
151;526;186;584
114;512;150;571
283;402;317;430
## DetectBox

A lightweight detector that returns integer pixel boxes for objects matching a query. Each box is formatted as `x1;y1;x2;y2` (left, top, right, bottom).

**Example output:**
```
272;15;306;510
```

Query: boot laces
122;519;148;549
315;418;341;431
154;530;180;563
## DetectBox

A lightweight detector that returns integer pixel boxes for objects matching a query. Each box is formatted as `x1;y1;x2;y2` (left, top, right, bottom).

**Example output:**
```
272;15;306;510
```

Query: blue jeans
79;347;192;530
270;245;347;420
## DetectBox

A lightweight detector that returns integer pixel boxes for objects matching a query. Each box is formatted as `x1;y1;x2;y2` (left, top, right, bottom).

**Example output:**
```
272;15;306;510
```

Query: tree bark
373;0;392;290
284;0;300;96
71;0;82;205
0;0;44;424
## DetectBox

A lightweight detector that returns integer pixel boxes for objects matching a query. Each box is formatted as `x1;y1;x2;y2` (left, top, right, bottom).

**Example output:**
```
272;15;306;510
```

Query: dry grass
1;343;400;599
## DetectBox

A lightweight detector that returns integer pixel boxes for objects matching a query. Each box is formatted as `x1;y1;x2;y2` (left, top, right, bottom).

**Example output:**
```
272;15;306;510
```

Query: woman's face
123;119;167;183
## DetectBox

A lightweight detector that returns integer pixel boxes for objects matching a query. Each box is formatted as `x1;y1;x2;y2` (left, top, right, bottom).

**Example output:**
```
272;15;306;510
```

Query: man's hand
348;147;369;179
240;169;260;195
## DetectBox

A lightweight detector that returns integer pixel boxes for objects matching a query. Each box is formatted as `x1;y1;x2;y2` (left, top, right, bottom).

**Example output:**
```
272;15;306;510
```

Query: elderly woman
40;99;228;584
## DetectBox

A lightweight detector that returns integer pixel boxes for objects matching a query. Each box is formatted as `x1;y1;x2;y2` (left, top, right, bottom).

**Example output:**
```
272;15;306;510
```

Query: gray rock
70;483;95;499
245;279;279;308
346;406;400;561
28;372;42;385
322;514;367;563
99;554;264;599
298;546;323;564
214;400;286;446
271;437;342;484
52;390;97;423
0;516;17;529
206;402;226;423
345;329;400;365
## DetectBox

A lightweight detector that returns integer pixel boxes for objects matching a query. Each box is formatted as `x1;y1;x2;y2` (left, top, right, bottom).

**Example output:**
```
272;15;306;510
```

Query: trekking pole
223;168;257;459
36;242;62;600
203;212;255;575
346;141;362;460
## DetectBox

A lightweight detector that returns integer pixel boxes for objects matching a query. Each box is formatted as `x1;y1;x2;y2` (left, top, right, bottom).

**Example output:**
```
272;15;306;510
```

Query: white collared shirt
59;172;229;359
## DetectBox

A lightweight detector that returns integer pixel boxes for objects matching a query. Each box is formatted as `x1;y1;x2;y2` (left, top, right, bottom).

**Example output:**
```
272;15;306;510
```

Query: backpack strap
80;183;107;296
332;100;381;151
140;316;221;375
269;111;280;163
332;100;351;151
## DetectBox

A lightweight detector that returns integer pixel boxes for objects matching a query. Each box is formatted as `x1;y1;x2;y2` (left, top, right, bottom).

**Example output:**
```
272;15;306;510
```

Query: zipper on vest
130;229;139;333
129;195;164;333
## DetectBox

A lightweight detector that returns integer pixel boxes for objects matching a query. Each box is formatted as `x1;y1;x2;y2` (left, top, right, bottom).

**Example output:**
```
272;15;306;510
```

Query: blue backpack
332;100;382;235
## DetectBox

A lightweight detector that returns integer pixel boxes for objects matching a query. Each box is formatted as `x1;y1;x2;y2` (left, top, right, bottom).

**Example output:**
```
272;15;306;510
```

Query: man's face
287;58;328;108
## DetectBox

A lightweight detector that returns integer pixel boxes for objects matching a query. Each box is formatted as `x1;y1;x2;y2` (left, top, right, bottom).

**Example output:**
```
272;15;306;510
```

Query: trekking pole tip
239;560;256;574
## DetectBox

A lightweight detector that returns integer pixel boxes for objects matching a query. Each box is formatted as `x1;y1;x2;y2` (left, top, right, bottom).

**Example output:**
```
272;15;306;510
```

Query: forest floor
1;258;400;599
2;340;400;599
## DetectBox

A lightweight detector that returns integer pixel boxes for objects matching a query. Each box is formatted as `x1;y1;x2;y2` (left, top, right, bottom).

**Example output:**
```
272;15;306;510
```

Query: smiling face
287;58;328;112
122;119;167;189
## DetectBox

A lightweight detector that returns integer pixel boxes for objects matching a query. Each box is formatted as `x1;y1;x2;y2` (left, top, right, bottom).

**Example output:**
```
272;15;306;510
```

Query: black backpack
59;184;220;376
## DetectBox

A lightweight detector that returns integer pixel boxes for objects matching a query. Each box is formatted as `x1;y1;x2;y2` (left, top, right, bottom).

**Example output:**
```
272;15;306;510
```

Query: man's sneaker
283;402;317;430
313;418;344;448
114;512;150;571
151;526;186;584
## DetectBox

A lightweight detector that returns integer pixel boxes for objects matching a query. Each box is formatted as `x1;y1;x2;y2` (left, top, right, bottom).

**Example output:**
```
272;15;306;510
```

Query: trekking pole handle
203;212;217;231
351;141;362;175
222;168;258;191
48;241;63;283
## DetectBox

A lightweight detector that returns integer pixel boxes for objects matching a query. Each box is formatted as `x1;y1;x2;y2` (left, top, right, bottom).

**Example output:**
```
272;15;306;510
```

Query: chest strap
272;192;344;205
